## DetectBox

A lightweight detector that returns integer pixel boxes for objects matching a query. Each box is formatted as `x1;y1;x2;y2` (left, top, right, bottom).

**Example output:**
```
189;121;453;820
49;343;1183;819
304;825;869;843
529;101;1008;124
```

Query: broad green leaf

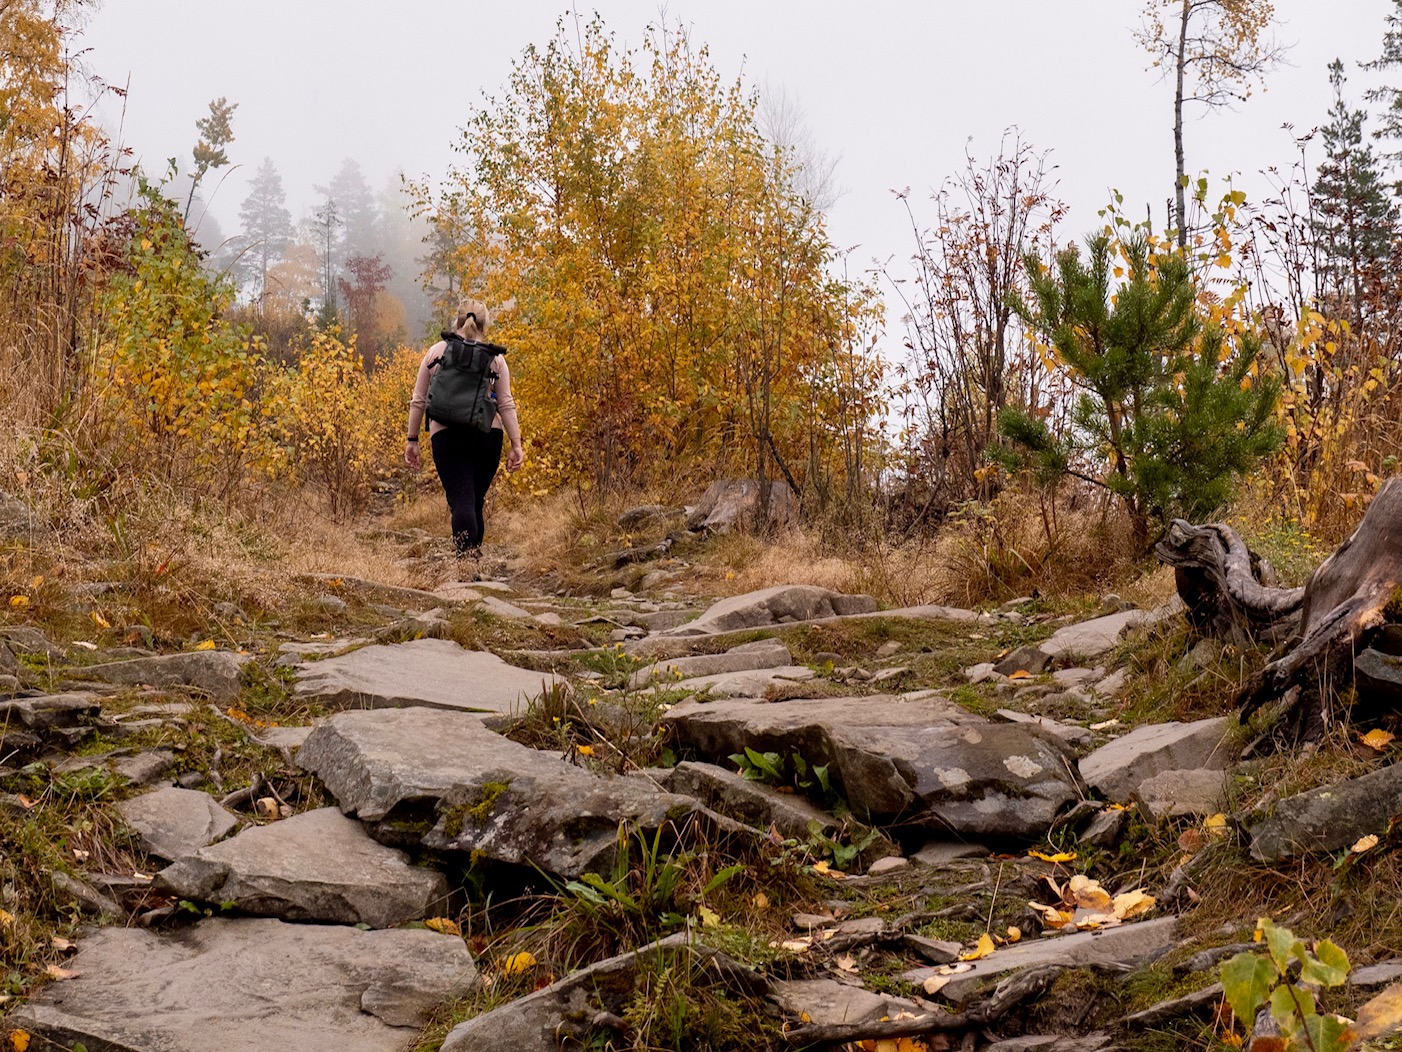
1299;940;1349;987
704;864;744;895
1262;919;1300;973
1300;1011;1353;1052
1270;983;1315;1035
1221;953;1274;1023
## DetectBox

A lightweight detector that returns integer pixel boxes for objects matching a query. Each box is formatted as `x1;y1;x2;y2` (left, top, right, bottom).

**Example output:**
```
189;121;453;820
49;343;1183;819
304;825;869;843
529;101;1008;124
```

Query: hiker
405;298;525;558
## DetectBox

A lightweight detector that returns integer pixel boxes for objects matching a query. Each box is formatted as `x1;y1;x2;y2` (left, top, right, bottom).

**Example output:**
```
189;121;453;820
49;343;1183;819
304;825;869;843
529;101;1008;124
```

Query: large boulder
119;786;240;862
9;917;476;1052
70;651;252;701
1079;718;1234;803
686;479;797;533
667;585;879;636
1249;761;1402;862
298;708;702;878
293;638;558;715
153;807;448;928
664;694;1080;839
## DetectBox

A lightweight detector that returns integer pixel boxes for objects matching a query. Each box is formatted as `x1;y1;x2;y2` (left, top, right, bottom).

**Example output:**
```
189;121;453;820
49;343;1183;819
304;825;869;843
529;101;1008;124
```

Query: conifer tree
1314;60;1396;321
1000;233;1281;539
237;157;293;310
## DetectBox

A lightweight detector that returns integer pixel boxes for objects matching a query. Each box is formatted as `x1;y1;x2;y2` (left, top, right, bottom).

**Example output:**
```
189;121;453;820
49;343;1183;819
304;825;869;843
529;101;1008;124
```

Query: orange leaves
1030;874;1156;932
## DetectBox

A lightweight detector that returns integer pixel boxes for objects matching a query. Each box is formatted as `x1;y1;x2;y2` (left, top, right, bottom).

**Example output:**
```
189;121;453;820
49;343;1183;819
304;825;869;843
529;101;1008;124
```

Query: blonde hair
454;297;491;341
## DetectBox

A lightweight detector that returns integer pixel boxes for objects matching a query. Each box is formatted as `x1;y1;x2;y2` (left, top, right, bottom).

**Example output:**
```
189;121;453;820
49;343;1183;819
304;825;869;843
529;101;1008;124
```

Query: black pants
431;427;503;551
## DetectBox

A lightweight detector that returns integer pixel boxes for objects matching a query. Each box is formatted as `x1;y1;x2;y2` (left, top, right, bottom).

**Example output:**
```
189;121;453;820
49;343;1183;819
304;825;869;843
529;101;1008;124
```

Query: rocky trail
4;521;1402;1052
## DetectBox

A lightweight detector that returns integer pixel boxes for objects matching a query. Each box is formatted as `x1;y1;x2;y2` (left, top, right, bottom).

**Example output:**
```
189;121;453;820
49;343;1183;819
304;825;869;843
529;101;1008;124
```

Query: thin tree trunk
1174;0;1190;248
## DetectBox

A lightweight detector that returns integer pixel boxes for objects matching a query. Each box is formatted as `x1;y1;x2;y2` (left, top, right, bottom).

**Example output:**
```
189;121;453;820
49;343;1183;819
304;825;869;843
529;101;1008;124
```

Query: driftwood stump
1156;478;1402;741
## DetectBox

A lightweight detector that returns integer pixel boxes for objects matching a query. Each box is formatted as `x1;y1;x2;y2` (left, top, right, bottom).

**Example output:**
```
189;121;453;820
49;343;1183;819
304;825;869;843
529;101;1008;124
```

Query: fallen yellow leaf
50;936;74;951
0;909;11;929
1350;981;1402;1042
696;905;720;928
1112;890;1157;920
1362;729;1395;751
9;1029;30;1052
500;951;537;975
575;744;594;756
753;892;769;909
424;917;461;936
91;611;110;629
1203;813;1228;833
8;595;28;608
194;639;216;651
836;953;858;972
1007;670;1032;681
811;860;845;878
1028;849;1076;863
44;964;79;980
960;933;996;961
1351;834;1380;854
1006;925;1022;943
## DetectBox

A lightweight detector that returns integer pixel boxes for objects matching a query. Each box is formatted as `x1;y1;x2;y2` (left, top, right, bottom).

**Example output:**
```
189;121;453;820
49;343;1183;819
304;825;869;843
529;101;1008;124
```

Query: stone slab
629;640;794;688
664;585;879;635
662;760;835;838
298;708;701;878
10;917;476;1052
69;651;252;701
119;786;239;862
293;637;558;715
1079;718;1233;803
1136;768;1229;821
1249;761;1402;861
770;978;922;1026
155;807;448;927
671;665;816;697
904;916;1179;1000
665;694;1079;839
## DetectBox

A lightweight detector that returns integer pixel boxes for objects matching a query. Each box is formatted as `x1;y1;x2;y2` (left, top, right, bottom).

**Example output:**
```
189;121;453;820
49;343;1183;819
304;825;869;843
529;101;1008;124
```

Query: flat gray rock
70;651;251;701
662;760;835;838
10;917;476;1052
1079;718;1233;803
770;978;922;1026
293;637;557;715
1249;761;1402;861
154;807;448;927
905;916;1179;1000
671;665;815;697
666;585;879;635
479;595;534;620
119;786;239;861
629;640;793;688
664;694;1079;839
1040;609;1155;662
0;692;99;729
298;708;701;878
1135;768;1228;820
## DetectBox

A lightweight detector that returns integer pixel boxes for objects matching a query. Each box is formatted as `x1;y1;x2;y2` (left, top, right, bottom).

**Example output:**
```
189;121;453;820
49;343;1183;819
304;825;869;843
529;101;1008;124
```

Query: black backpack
425;331;506;433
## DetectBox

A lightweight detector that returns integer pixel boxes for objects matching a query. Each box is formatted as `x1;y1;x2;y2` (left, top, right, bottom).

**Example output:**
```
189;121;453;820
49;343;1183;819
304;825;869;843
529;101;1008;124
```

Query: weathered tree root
1157;477;1402;742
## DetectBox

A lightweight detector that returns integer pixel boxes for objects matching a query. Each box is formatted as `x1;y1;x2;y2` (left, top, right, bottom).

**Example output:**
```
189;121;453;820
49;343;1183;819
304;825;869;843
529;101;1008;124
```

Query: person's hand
506;444;525;471
405;441;421;469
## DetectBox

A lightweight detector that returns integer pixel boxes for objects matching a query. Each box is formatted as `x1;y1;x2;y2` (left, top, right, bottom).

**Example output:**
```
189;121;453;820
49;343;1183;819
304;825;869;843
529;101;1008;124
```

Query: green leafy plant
728;747;832;798
1220;918;1402;1051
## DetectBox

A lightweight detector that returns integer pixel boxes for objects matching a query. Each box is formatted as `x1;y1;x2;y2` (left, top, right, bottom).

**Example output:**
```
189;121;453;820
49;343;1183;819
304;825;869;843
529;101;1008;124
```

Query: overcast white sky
78;1;1395;301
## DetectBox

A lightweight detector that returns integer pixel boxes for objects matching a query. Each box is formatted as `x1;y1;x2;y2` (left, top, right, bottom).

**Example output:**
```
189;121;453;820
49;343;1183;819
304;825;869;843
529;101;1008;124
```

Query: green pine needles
998;231;1282;540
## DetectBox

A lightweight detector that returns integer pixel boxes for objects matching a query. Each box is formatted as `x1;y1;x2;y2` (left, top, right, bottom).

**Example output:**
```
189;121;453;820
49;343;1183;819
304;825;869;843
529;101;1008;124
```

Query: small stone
866;856;909;877
51;871;122;918
835;915;885;935
994;645;1051;677
813;652;843;667
1079;808;1128;848
965;662;998;684
113;749;178;787
793;912;836;929
1093;669;1128;697
910;841;991;867
870;666;910;685
316;594;348;615
876;641;902;657
610;587;634;599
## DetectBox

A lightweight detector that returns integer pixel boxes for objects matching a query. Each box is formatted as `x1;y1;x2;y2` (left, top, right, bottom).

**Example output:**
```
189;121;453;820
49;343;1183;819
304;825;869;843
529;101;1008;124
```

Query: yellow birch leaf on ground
696;905;720;928
960;933;996;961
752;892;770;909
1028;849;1076;863
1007;670;1032;681
1006;926;1022;943
10;1030;30;1052
836;953;858;972
500;951;537;975
1069;875;1112;911
91;611;110;629
923;973;953;995
44;964;79;980
1203;813;1228;834
1361;729;1395;751
51;936;74;951
424;917;461;936
1351;834;1380;854
575;744;594;756
194;639;216;651
8;596;28;608
1113;890;1157;920
811;860;845;878
0;909;11;928
1350;981;1402;1042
